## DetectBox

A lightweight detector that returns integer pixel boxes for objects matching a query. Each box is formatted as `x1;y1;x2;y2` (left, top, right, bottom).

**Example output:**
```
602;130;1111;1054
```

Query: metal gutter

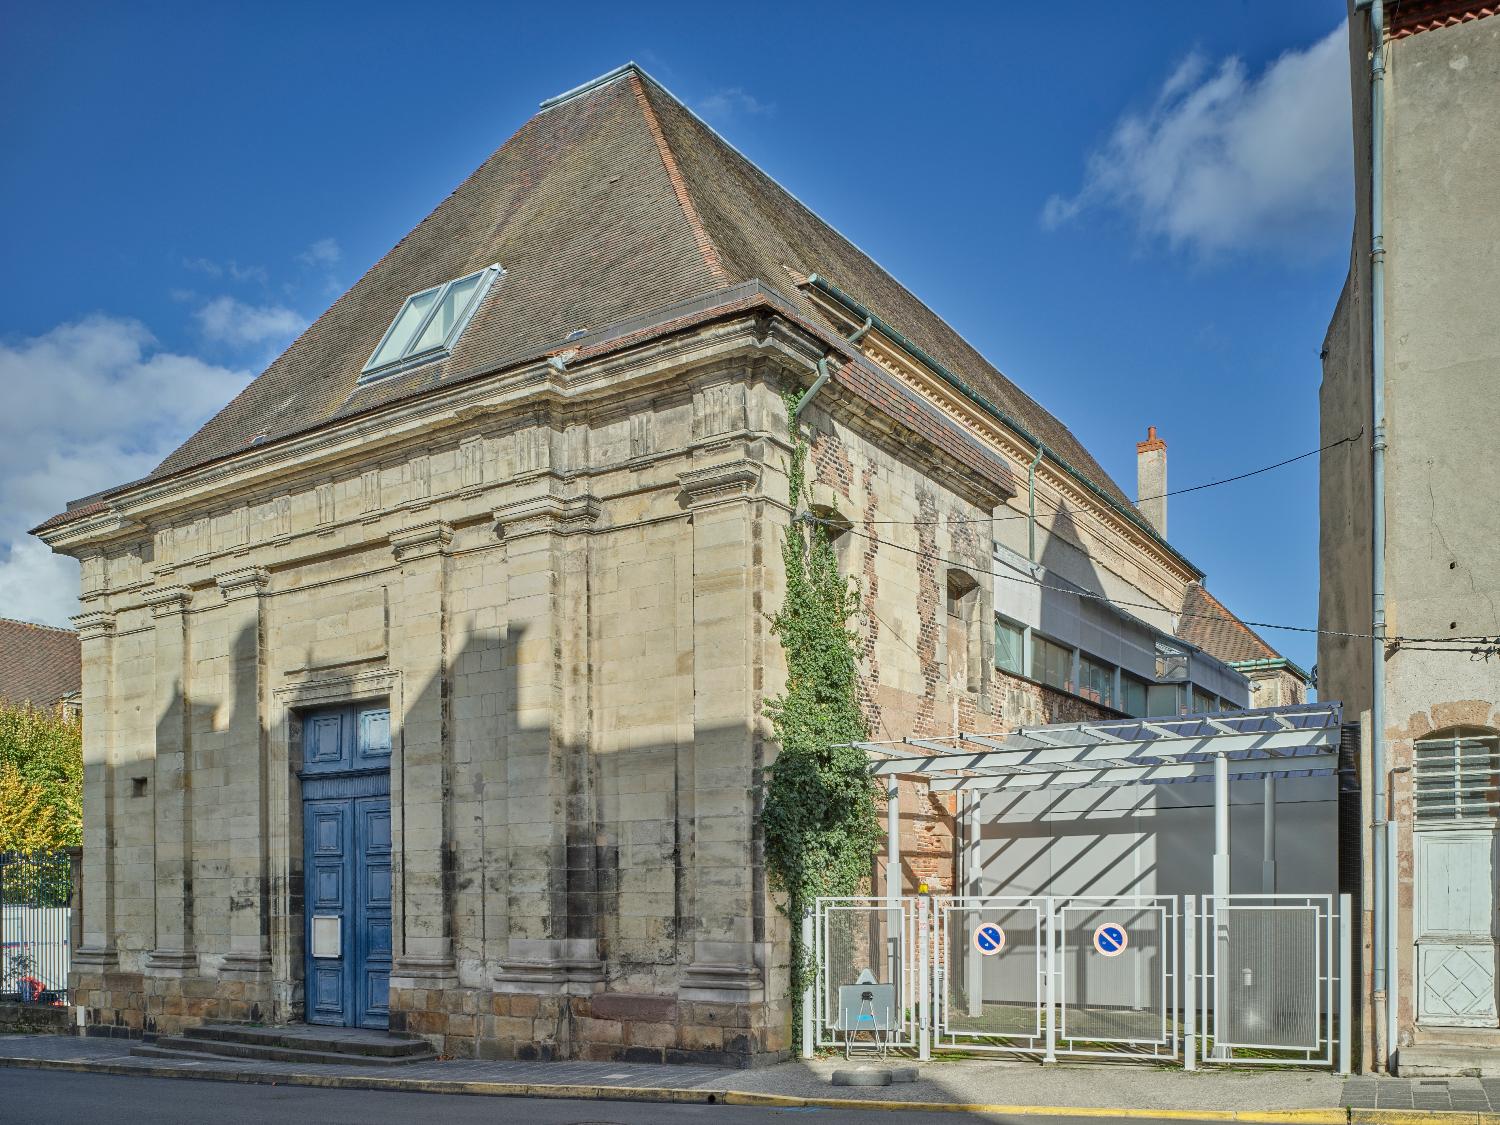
803;273;1204;579
1227;655;1314;685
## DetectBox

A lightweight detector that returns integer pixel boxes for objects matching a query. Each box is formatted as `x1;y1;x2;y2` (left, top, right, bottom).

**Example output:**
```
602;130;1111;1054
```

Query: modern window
1414;729;1500;822
1078;653;1114;708
994;616;1025;676
1032;634;1072;693
1192;687;1217;714
1121;673;1149;718
362;265;502;380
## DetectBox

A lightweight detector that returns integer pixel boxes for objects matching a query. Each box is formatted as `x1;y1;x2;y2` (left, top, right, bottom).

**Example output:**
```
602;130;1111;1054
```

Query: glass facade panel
995;617;1024;675
1079;654;1114;707
1032;635;1072;692
1122;673;1149;717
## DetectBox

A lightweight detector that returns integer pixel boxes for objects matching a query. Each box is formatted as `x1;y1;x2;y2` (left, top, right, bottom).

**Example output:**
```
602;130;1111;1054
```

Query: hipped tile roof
45;64;1132;527
0;617;81;709
1176;581;1282;666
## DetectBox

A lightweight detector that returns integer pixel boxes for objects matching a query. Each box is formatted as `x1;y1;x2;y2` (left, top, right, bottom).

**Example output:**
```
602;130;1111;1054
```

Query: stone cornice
35;311;795;554
215;566;270;601
142;585;193;617
389;520;454;561
677;458;762;508
493;492;601;541
71;610;116;642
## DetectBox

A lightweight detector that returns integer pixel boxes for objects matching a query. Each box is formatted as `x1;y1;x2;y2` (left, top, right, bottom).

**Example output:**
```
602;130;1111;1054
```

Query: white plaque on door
311;915;341;959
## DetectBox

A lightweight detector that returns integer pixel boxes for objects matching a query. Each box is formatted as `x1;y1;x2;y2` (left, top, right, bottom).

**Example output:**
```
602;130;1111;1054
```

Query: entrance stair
130;1023;437;1067
1397;1026;1500;1076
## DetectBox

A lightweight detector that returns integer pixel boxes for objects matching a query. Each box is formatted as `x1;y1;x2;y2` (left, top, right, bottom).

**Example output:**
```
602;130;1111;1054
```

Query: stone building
37;63;1279;1064
1319;2;1500;1073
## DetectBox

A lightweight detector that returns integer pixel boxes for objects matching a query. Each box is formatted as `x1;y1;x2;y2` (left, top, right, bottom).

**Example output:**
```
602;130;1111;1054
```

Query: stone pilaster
388;520;457;986
676;457;766;1003
215;566;272;979
71;608;118;973
143;585;196;974
492;488;603;993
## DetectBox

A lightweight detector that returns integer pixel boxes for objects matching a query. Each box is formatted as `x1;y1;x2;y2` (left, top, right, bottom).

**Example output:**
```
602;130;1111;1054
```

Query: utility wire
802;513;1494;647
849;431;1363;526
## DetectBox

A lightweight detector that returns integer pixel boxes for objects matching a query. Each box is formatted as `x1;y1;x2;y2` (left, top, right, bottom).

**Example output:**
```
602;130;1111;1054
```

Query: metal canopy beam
865;728;1337;778
926;752;1336;792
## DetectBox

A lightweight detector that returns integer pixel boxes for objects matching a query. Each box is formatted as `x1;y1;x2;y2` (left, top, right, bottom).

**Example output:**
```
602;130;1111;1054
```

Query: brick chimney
1136;426;1167;537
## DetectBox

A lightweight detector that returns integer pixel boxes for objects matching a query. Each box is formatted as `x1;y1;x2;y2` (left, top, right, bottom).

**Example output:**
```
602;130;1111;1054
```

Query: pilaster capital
389;519;454;561
215;566;269;601
70;610;116;643
493;493;600;541
142;584;193;617
677;458;761;508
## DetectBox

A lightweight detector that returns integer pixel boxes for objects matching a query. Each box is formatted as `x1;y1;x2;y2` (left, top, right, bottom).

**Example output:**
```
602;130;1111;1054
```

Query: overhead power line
802;513;1492;648
849;431;1364;527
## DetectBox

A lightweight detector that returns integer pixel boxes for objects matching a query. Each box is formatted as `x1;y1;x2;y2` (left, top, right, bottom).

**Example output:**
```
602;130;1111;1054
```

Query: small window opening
361;265;502;380
130;776;149;798
1415;728;1500;822
946;569;982;693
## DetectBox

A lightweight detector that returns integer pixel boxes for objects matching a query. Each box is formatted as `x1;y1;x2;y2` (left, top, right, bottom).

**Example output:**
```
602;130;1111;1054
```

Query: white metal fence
806;892;1349;1071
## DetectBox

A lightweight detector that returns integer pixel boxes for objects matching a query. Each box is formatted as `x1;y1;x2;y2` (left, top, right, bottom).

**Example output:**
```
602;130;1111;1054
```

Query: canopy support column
1213;753;1230;902
886;779;901;993
1262;773;1277;893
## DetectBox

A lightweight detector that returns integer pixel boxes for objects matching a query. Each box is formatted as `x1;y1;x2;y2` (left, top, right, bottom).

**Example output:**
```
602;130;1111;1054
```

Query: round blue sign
1093;922;1128;957
972;922;1005;956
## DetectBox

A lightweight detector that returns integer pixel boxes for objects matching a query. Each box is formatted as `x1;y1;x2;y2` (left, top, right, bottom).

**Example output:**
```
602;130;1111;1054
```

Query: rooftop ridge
0;616;78;635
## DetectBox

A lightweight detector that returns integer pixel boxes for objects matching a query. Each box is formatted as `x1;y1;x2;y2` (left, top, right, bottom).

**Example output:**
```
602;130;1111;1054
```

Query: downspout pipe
793;318;873;418
1356;0;1392;1068
1027;444;1044;563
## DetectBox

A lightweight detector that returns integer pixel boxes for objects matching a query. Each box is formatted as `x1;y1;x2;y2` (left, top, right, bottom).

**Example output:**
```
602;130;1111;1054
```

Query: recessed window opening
361;264;502;381
1032;633;1073;694
946;569;981;692
1079;653;1114;708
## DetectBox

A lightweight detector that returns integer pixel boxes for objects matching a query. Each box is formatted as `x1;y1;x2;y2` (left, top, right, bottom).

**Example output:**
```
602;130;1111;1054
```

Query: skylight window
361;264;501;380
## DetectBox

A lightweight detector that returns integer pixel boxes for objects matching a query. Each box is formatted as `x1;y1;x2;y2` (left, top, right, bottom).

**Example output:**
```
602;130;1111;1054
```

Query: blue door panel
302;704;391;1029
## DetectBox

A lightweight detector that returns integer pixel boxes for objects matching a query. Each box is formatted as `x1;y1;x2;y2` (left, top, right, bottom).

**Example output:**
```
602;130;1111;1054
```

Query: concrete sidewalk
0;1033;1487;1122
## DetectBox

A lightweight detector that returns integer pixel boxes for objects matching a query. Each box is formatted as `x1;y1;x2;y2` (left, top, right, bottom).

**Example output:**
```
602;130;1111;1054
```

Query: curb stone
3;1053;1496;1122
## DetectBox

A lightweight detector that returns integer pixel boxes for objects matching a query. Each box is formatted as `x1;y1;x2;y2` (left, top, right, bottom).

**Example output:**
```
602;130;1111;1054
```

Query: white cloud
1043;26;1352;259
195;295;305;347
698;87;774;123
297;237;341;267
182;256;268;284
0;316;250;626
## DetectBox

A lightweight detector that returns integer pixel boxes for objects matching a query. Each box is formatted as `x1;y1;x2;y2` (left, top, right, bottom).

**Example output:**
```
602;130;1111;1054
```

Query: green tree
0;703;82;852
762;393;880;1043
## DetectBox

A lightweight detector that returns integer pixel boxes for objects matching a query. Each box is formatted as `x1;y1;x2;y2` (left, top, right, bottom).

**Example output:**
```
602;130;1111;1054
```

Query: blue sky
0;1;1353;675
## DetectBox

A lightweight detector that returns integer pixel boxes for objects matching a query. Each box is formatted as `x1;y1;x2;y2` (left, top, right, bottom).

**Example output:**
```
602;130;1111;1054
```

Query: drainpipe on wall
793;318;873;418
1027;444;1044;563
1356;0;1392;1071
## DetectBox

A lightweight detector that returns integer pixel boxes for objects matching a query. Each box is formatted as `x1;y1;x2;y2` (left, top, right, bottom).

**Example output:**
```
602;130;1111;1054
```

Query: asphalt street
4;1068;1242;1124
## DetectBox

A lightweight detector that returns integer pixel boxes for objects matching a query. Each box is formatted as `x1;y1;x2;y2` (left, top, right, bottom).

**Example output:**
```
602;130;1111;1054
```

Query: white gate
1196;894;1350;1068
928;894;1177;1060
809;892;1348;1070
811;897;919;1053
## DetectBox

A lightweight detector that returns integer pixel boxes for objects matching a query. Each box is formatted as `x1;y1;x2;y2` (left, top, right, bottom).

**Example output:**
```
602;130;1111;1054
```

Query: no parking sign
971;922;1006;956
1092;922;1128;957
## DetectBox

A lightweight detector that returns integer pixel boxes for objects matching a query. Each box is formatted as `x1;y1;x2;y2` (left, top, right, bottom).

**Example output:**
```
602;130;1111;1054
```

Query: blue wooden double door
301;704;392;1029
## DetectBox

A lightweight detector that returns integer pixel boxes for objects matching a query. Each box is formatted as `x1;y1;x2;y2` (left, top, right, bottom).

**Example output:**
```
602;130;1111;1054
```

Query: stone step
1411;1025;1500;1049
181;1022;431;1058
1397;1045;1500;1077
131;1038;437;1068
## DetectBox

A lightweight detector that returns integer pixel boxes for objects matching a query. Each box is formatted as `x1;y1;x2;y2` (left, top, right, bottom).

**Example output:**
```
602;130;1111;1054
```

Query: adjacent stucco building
37;63;1292;1065
1320;1;1500;1074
